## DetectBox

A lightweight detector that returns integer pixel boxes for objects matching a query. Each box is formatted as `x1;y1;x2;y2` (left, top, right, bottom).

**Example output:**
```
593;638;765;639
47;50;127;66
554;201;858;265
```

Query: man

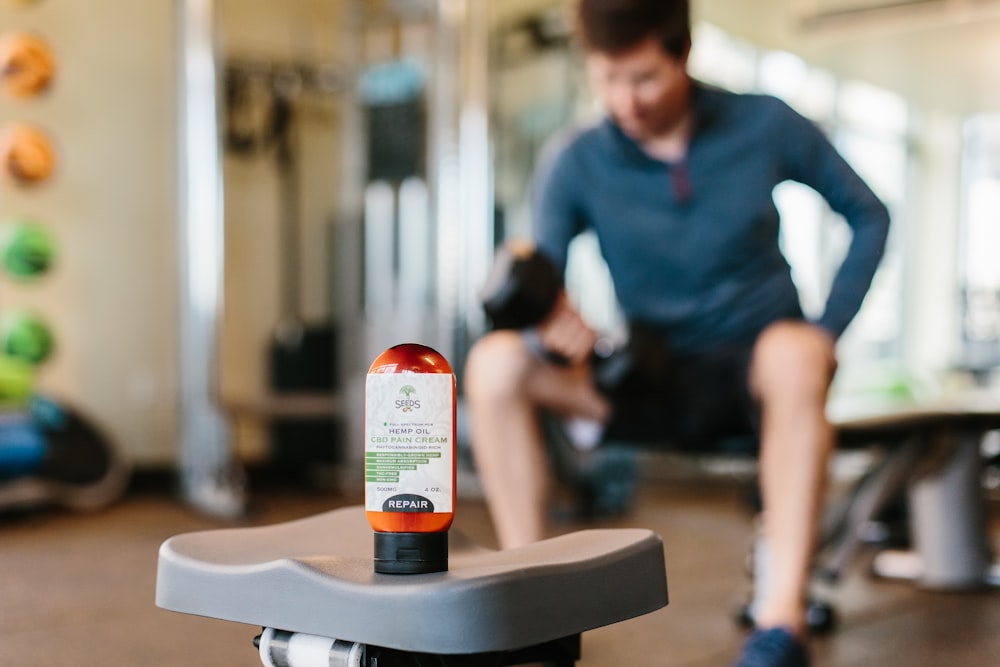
464;1;890;665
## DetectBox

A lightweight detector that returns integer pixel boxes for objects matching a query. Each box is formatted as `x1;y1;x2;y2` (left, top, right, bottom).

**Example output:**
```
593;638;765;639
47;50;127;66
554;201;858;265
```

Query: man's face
586;36;690;142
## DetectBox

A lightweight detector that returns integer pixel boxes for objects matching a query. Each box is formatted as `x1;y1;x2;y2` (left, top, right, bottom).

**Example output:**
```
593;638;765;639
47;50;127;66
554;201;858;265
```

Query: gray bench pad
156;505;668;654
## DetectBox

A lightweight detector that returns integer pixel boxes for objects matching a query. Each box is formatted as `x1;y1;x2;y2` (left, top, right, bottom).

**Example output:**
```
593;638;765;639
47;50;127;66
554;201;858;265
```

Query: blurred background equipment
0;217;56;281
0;395;130;512
0;411;44;479
0;30;56;99
0;122;56;185
0;353;36;403
223;58;340;481
0;0;990;518
0;308;55;365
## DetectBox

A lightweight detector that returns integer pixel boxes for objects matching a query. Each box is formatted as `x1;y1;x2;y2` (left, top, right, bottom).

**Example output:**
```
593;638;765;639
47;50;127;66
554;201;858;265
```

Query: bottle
365;343;456;574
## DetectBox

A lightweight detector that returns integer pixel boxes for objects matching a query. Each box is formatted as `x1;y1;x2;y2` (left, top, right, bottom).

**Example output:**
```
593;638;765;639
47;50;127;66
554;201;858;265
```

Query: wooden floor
1;472;999;666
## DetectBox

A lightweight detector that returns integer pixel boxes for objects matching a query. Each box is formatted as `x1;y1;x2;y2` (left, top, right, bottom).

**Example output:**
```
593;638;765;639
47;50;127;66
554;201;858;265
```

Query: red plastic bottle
365;343;456;573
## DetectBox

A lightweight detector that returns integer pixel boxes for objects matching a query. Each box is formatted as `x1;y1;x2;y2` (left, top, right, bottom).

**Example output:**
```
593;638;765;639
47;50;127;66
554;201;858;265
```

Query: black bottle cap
373;531;449;574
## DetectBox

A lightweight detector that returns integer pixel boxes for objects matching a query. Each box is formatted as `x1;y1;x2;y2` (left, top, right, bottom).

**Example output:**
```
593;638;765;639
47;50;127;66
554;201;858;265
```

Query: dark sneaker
733;627;810;667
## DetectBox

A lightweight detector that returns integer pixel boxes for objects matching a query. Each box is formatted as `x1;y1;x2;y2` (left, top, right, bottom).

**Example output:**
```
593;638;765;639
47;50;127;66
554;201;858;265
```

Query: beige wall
0;1;178;464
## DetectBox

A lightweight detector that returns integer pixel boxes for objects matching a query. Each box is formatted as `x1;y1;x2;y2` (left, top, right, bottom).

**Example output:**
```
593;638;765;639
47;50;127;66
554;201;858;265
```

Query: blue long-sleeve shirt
532;82;891;353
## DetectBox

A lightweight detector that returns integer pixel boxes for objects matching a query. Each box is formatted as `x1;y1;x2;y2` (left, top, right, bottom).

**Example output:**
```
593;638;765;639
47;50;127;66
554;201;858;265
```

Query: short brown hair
576;0;691;58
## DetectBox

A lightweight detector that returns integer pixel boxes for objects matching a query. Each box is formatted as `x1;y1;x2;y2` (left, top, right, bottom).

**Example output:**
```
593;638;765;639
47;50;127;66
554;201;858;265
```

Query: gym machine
157;506;669;667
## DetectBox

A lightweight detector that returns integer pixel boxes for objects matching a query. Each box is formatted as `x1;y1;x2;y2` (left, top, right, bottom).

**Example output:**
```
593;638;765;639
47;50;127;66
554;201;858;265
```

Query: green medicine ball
0;309;54;365
0;218;56;281
0;354;36;403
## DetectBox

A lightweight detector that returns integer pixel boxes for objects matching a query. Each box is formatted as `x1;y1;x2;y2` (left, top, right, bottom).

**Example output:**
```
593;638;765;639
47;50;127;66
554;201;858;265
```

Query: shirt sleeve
775;99;892;338
530;131;588;273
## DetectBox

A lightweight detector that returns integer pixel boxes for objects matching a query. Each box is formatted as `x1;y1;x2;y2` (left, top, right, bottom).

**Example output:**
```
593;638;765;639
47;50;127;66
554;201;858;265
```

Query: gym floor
2;471;999;667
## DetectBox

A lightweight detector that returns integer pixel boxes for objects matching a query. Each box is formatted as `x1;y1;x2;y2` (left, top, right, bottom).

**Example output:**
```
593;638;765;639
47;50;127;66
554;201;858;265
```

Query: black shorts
601;339;760;453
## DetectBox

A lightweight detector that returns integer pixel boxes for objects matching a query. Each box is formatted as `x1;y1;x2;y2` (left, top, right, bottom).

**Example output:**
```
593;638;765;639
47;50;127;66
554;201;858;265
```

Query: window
958;115;1000;373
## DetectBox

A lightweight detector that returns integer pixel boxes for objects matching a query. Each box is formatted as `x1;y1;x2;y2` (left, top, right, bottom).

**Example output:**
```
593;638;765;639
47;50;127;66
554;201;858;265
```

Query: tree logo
396;385;420;412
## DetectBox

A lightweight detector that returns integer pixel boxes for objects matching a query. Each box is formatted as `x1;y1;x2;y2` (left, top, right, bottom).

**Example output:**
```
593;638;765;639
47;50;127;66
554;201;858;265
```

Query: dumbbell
480;242;668;399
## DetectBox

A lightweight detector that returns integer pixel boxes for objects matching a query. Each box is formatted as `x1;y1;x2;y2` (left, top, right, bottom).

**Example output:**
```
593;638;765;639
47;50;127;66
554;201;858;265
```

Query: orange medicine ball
0;123;56;185
0;32;56;99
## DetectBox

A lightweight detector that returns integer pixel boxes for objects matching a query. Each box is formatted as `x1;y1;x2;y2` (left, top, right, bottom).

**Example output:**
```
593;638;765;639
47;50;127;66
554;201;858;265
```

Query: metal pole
176;0;246;517
431;0;464;364
433;0;493;370
458;0;493;360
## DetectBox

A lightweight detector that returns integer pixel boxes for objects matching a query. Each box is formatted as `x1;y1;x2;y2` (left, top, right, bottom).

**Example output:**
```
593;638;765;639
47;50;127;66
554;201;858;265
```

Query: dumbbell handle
524;327;618;368
523;327;570;365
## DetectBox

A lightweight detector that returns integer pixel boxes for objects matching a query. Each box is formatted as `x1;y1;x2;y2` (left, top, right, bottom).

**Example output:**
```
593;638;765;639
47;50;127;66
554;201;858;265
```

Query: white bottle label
365;373;453;513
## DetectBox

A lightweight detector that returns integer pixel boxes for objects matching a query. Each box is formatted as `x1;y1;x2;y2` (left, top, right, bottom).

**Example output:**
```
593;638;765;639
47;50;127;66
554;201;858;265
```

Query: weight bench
156;505;668;666
820;394;1000;590
543;388;1000;633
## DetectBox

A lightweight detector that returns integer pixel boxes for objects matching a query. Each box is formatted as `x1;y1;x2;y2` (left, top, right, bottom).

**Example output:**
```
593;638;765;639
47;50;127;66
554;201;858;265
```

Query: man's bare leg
749;321;838;636
464;330;610;549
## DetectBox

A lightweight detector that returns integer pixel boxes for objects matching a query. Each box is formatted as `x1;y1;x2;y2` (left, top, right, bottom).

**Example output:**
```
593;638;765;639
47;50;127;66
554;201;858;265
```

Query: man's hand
536;291;597;366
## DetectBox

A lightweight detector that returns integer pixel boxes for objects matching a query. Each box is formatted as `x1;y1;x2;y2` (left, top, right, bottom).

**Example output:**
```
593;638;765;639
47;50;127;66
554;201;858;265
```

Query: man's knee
751;321;836;402
464;331;534;403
